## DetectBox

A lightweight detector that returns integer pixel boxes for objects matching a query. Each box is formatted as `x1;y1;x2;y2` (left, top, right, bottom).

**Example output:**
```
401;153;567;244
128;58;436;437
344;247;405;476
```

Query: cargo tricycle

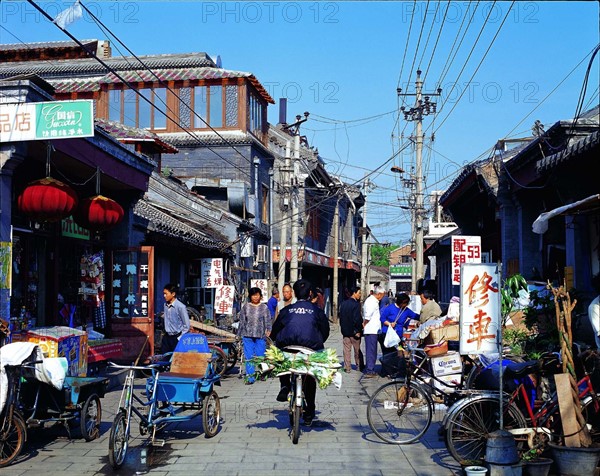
107;333;221;469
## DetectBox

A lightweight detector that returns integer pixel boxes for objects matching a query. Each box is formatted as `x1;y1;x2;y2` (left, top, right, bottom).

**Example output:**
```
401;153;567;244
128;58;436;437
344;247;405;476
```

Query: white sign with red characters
214;285;234;315
250;279;269;303
201;258;223;288
459;263;500;355
451;236;482;285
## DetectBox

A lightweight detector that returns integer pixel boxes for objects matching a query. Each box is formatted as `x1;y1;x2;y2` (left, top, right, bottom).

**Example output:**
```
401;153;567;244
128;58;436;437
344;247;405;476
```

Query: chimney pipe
279;98;287;125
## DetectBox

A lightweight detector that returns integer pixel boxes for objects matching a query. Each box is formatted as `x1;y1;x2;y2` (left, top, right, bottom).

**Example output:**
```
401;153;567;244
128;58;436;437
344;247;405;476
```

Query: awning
134;200;232;251
532;194;600;234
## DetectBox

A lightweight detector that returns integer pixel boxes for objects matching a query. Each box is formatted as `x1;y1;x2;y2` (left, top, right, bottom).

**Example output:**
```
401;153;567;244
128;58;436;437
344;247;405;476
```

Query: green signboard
390;264;412;276
61;216;90;240
0;100;94;142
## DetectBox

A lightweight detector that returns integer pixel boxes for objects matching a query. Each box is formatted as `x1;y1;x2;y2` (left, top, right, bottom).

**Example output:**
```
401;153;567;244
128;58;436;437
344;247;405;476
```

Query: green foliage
503;327;530;356
370;244;392;267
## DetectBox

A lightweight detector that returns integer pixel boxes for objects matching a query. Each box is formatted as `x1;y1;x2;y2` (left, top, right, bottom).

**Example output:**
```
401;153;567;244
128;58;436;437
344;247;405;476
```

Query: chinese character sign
0;100;94;143
451;236;482;285
201;258;223;288
111;249;151;318
214;285;234;315
459;263;500;355
250;279;269;303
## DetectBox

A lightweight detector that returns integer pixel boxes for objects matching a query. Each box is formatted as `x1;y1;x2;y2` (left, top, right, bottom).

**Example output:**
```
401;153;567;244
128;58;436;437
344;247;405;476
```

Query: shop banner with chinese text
451;236;482;285
0;100;94;142
459;262;500;355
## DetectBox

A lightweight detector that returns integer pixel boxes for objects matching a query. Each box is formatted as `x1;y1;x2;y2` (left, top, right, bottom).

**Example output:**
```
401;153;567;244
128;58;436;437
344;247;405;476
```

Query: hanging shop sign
61;216;90;240
73;195;124;232
201;258;223;288
451;235;482;285
389;264;412;277
250;279;269;303
0;100;94;143
18;177;78;222
459;262;500;355
214;285;234;315
111;249;151;318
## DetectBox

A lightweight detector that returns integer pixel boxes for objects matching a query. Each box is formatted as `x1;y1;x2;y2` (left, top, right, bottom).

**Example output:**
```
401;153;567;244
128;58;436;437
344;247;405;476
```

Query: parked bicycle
367;343;478;444
443;351;600;464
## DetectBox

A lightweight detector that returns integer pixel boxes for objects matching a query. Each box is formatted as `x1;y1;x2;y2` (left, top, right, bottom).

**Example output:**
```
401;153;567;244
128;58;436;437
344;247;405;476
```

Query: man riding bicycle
270;279;330;426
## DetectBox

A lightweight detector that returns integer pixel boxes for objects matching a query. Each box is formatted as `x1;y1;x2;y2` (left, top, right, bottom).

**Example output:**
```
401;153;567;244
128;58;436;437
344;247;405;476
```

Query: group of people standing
339;285;442;378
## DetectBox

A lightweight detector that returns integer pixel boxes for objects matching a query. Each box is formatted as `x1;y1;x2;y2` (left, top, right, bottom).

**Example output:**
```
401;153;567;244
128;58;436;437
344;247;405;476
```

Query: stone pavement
3;324;463;476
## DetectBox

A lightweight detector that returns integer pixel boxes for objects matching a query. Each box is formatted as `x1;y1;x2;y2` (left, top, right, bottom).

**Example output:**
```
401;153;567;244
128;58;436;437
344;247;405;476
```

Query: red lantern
73;195;124;231
17;177;78;222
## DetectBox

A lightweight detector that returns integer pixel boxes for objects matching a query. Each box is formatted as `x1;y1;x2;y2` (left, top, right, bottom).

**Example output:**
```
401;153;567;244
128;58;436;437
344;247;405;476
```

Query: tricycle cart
107;333;221;469
0;342;108;468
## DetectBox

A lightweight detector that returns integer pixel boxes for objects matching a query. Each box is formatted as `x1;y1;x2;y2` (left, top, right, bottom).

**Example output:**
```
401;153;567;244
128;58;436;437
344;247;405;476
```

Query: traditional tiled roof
0;52;274;103
159;130;258;147
536;129;599;172
0;39;98;51
133;199;231;251
0;52;215;78
95;118;178;153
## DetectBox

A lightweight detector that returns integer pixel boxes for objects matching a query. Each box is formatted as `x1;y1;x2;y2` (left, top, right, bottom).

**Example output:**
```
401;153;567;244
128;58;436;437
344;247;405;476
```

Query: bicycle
0;364;29;468
277;346;316;444
367;343;478;444
443;352;600;464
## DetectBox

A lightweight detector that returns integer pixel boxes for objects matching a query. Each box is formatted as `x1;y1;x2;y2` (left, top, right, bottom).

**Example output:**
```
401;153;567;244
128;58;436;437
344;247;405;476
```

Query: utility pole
398;70;441;290
277;140;292;294
360;177;370;301
282;112;309;285
290;134;300;284
332;197;340;323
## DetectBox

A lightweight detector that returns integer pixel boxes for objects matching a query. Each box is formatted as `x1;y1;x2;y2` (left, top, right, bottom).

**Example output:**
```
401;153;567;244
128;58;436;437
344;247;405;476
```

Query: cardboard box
425;323;460;344
27;326;88;377
433;373;462;393
430;351;463;377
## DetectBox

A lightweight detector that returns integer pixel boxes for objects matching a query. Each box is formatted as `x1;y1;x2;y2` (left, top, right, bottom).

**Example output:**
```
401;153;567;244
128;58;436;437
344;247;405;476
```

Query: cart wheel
202;391;221;438
108;411;128;469
0;411;27;468
226;343;238;371
80;393;102;441
209;345;227;377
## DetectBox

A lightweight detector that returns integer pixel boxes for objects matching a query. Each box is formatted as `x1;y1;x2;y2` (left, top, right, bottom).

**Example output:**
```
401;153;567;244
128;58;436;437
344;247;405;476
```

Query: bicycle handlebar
108;362;154;371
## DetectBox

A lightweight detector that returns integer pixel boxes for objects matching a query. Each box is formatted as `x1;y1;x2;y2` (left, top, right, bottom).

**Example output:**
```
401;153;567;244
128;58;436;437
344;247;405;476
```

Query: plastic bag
383;326;401;348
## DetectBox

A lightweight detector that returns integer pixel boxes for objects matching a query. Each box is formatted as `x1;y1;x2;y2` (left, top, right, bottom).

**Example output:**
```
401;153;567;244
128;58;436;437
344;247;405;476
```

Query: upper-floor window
249;92;263;136
261;185;269;224
189;84;237;129
109;87;167;129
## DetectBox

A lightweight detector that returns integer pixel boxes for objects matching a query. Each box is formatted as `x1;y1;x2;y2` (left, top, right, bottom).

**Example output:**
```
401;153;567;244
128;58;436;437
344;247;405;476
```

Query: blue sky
2;1;599;243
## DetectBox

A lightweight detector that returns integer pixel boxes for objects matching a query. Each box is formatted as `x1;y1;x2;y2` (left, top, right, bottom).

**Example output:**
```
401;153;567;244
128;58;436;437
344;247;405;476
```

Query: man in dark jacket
339;286;364;372
270;279;330;425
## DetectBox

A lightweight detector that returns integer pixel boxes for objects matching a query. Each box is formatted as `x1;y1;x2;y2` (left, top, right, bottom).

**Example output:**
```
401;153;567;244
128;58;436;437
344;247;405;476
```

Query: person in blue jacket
270;279;330;426
379;292;419;376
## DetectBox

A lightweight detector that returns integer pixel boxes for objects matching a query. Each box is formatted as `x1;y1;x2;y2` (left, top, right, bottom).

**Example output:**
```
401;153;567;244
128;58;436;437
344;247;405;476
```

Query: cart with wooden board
190;320;241;375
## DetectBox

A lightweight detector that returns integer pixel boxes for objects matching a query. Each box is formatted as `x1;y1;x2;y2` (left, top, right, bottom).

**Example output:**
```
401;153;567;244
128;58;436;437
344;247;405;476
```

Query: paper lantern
17;177;78;222
74;195;124;231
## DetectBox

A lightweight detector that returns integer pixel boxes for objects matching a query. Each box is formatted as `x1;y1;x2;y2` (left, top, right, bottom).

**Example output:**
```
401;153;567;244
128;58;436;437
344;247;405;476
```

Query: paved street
3;326;462;476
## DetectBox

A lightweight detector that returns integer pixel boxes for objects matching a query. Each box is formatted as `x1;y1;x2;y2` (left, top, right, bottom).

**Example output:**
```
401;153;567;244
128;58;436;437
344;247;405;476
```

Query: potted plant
521;446;553;476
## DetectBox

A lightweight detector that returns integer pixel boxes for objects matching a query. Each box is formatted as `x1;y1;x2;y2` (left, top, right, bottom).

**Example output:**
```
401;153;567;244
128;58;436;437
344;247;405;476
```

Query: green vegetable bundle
249;345;342;389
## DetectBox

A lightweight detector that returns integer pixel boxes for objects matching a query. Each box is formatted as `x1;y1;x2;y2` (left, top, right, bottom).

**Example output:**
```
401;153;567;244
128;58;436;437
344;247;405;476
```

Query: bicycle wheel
80;393;102;441
445;396;527;464
226;343;239;371
108;411;129;469
291;380;301;445
0;411;26;468
209;345;227;377
202;391;221;438
367;381;433;444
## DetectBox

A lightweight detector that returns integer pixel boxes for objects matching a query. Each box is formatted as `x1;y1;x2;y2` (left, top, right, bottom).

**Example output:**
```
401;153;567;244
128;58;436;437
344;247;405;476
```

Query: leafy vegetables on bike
249;345;342;389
